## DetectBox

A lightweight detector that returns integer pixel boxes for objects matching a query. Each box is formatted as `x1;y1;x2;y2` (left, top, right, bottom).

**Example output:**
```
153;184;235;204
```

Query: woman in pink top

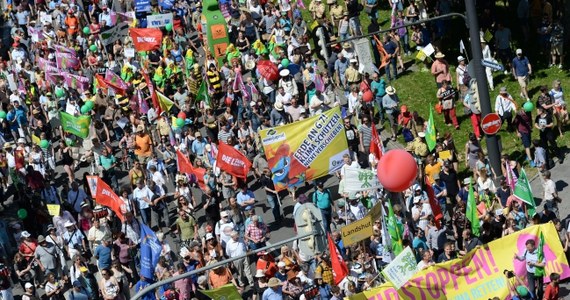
431;52;452;88
173;263;192;300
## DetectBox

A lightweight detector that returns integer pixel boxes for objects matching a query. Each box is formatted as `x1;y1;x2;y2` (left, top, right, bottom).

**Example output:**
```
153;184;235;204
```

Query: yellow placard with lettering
349;223;570;300
484;29;493;42
439;150;452;161
47;204;61;216
341;215;373;247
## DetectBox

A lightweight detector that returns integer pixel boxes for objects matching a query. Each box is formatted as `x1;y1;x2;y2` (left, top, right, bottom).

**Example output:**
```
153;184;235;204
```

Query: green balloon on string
39;140;49;149
0;111;6;119
85;101;94;109
281;58;290;68
89;44;98;52
165;23;173;32
83;27;90;35
523;101;534;112
175;118;185;127
17;208;27;219
80;105;90;114
55;88;65;98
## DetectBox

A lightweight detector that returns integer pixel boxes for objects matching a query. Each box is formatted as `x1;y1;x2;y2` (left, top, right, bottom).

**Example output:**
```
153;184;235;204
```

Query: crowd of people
0;0;567;298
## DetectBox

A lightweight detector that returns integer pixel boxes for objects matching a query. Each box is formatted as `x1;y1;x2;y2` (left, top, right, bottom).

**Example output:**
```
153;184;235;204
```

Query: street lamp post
463;0;503;177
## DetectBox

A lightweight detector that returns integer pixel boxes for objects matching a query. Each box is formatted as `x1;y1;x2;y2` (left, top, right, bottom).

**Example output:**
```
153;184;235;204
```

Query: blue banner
135;0;151;12
139;224;162;279
158;0;173;10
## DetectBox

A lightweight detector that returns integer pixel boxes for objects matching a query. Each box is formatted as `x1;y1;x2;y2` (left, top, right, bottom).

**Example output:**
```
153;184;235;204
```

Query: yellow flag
32;134;41;145
156;91;174;112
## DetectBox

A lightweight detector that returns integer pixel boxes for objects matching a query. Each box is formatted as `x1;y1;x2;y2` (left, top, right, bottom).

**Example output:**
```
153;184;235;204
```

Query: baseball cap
516;49;522;55
25;282;34;289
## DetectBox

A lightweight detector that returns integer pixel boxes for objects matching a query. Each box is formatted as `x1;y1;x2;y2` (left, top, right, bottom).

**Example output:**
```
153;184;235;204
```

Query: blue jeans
385;57;397;81
267;193;282;223
375;95;385;122
320;207;332;233
248;241;266;251
139;208;151;225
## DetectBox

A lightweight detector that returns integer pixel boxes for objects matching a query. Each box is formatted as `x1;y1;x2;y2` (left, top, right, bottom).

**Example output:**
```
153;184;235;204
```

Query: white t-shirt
543;179;556;200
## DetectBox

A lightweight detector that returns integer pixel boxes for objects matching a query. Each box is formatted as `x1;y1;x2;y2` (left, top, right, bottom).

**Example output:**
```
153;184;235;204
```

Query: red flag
425;176;444;229
216;143;252;179
95;177;125;221
95;74;109;91
129;28;163;52
142;69;161;115
369;126;383;160
177;150;206;189
327;233;348;285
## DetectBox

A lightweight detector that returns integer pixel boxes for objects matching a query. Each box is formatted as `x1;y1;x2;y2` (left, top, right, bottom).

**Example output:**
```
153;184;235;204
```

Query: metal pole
131;231;315;300
463;0;503;177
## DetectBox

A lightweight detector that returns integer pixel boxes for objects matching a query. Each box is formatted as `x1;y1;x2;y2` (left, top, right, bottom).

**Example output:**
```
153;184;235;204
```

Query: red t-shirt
543;283;559;300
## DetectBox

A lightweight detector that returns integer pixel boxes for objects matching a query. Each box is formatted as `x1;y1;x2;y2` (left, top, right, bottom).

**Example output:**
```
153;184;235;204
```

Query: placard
47;204;61;216
124;48;135;58
146;13;173;28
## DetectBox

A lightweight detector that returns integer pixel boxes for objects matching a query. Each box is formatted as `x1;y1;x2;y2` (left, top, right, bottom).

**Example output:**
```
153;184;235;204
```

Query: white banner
353;38;377;75
381;247;418;289
101;23;129;46
124;48;135;58
344;167;382;193
147;13;173;28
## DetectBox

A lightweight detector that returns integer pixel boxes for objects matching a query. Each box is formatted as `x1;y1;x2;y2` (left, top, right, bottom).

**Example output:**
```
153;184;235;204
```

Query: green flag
425;106;436;151
387;199;404;256
513;169;536;217
535;231;546;277
196;81;211;107
466;181;480;236
200;284;241;300
60;112;91;139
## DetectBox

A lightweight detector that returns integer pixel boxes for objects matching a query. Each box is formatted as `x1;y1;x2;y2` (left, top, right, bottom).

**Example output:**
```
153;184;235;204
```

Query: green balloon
523;101;534;112
83;27;90;34
281;59;290;68
85;101;95;109
55;88;65;98
89;44;98;52
165;23;173;32
175;118;185;128
39;140;49;149
516;286;528;297
80;105;90;114
0;111;6;119
17;208;27;219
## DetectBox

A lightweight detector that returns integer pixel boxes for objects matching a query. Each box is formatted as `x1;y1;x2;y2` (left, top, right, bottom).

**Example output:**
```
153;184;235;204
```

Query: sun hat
64;221;75;227
499;87;508;94
255;269;266;278
516;49;523;55
17;138;26;144
385;86;396;95
205;233;214;240
37;235;46;243
277;261;286;268
434;52;445;58
279;69;290;77
463;178;471;185
220;211;229;218
343;42;352;49
268;277;282;287
418;131;426;138
25;282;34;289
274;101;284;111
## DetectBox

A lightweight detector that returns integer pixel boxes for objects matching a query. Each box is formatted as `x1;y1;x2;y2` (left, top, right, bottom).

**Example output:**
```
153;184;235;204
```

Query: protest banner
134;0;151;12
60;112;91;138
55;51;79;69
216;142;252;179
147;13;173;28
349;222;570;300
62;72;90;93
341;215;374;247
381;247;418;289
139;223;162;279
101;23;129;46
344;167;382;193
259;107;349;191
130;28;163;51
46;204;61;216
176;150;206;189
95;177;125;221
200;284;242;300
86;175;98;198
158;0;174;9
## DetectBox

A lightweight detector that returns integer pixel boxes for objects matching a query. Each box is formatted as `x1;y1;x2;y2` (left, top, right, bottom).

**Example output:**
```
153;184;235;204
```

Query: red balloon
257;60;279;81
178;112;187;119
362;90;374;103
377;149;418;192
225;97;232;106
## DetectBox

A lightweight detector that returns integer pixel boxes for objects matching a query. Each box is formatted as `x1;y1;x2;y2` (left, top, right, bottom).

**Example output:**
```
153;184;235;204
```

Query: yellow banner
349;223;570;300
341;216;373;247
259;107;349;190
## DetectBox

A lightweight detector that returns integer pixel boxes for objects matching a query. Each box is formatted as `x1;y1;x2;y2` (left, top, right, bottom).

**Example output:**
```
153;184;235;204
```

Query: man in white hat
382;86;399;141
225;231;254;287
62;221;86;259
511;48;532;101
270;101;289;126
278;69;298;97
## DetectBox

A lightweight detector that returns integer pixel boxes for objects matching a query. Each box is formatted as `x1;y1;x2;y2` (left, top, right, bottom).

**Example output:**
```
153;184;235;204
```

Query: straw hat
37;235;46;243
434;52;445;58
385;86;396;95
274;101;284;111
343;42;352;49
267;277;282;287
245;60;256;70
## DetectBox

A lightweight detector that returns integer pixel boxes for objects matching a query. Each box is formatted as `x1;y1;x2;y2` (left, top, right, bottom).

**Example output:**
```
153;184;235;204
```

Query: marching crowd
0;0;567;298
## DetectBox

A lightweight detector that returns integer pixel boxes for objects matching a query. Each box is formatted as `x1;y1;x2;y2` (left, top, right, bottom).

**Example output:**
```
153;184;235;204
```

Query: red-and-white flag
369;126;384;160
425;176;444;229
327;233;348;285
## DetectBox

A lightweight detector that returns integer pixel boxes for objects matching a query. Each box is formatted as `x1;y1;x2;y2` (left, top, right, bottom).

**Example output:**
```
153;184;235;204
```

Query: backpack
402;128;414;142
460;66;472;86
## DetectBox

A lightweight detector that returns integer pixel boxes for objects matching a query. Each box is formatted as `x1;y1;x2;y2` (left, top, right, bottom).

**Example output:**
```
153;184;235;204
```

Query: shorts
551;43;563;55
520;132;531;148
517;76;528;89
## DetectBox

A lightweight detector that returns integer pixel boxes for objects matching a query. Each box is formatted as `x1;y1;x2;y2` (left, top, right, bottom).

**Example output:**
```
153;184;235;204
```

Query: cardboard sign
341;215;373;246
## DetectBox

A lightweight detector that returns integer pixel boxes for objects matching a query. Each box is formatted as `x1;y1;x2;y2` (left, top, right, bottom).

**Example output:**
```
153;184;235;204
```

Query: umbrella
287;63;301;76
257;60;279;81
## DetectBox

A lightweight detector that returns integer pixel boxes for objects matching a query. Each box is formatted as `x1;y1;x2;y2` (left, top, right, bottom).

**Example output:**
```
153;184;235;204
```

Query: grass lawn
297;0;569;175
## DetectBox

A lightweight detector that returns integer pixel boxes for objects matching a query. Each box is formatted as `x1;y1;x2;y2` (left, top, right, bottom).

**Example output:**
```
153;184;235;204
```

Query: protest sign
95;177;124;221
55;51;79;69
259;107;349;191
341;215;373;247
60;112;91;138
134;0;151;12
124;48;135;58
216;142;252;179
381;247;418;289
344;167;382;193
101;23;129;46
147;13;173;28
46;204;61;216
62;72;90;92
130;28;163;51
349;222;570;300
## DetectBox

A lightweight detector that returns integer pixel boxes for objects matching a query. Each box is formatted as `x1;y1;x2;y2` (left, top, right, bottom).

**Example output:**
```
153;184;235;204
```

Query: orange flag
177;150;206;189
216;143;252;179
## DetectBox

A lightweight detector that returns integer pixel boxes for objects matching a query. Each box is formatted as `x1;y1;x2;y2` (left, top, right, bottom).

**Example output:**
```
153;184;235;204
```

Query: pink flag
53;45;77;55
137;89;149;114
105;69;129;92
314;74;325;92
55;51;79;69
505;161;518;193
62;72;90;92
36;58;55;71
296;0;305;9
232;71;249;99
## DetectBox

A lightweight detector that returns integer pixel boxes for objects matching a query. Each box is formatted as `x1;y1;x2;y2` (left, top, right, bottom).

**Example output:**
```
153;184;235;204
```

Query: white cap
21;231;31;238
25;282;34;289
206;233;214;240
457;55;465;62
418;132;426;138
516;48;522;55
220;211;229;217
64;221;75;227
277;261;286;268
